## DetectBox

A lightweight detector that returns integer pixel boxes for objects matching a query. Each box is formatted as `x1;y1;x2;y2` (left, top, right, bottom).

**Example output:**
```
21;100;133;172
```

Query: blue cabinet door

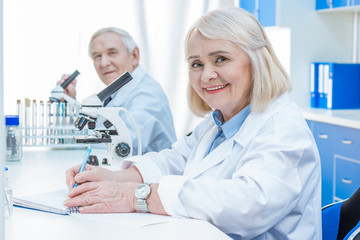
258;0;276;27
310;120;360;206
333;125;360;160
312;121;337;206
334;155;360;201
240;0;276;27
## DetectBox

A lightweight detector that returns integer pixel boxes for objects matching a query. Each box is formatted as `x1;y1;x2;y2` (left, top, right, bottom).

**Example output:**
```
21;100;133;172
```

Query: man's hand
57;74;77;99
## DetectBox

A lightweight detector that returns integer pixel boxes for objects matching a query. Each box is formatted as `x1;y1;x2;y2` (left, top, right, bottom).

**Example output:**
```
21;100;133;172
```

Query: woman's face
187;30;252;121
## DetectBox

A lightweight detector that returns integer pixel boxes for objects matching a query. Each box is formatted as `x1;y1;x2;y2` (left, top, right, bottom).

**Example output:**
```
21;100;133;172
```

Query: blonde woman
65;7;321;239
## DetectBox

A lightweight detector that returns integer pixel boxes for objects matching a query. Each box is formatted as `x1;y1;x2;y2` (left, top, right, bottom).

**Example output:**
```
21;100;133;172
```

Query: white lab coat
134;92;322;239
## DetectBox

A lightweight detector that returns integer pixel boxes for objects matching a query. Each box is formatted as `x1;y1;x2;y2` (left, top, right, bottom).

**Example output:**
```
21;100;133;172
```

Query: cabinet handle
341;178;353;184
318;134;328;139
341;139;353;145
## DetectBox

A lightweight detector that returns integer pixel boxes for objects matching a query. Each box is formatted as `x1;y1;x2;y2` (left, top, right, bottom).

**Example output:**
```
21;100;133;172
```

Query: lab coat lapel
234;92;292;146
188;136;234;179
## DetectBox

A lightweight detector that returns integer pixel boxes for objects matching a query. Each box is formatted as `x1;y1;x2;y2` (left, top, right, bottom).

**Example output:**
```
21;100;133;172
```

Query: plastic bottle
5;115;22;161
4;167;13;218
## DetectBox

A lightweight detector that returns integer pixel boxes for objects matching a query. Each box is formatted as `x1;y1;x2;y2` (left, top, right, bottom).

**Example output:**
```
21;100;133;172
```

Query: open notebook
14;189;78;215
13;188;190;229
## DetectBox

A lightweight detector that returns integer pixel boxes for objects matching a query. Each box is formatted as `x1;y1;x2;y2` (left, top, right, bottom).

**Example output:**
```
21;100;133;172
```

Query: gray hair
88;27;138;56
185;7;291;116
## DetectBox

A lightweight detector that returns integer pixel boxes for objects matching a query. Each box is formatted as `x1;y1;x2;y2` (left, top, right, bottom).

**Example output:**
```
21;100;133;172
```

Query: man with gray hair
58;27;176;155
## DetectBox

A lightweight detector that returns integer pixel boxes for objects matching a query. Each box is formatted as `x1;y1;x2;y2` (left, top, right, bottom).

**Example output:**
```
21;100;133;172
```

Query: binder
314;63;360;109
310;63;319;108
318;63;328;109
310;62;320;108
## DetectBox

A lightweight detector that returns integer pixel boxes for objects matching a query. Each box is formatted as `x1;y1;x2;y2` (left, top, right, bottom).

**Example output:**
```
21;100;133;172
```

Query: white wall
277;0;355;107
3;0;235;138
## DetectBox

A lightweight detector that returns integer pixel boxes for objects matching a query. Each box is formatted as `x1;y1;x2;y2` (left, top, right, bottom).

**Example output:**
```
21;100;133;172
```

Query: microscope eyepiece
97;72;132;102
61;70;80;89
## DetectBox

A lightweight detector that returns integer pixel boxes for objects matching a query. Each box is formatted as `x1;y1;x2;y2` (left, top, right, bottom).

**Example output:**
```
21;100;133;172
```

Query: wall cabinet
316;0;360;10
239;0;276;27
237;0;355;109
308;120;360;206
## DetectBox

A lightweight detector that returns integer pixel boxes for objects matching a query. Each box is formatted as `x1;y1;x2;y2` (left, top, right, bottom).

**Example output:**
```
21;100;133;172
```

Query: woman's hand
64;181;138;213
65;164;116;190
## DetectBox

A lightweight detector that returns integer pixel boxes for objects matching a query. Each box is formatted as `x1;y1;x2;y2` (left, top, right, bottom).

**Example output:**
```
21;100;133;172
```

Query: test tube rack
17;98;88;149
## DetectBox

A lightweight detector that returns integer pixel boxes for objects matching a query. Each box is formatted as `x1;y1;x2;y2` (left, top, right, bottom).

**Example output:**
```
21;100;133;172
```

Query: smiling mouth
205;84;229;91
103;70;116;75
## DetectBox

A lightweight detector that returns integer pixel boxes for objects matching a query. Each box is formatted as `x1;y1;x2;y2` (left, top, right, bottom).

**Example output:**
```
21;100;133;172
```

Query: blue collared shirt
206;105;251;156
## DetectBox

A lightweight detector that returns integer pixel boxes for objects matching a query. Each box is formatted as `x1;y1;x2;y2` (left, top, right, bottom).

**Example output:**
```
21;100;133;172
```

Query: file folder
310;63;320;108
313;63;360;109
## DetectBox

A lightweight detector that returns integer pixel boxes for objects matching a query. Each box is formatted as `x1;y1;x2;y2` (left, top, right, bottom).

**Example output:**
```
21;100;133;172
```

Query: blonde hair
185;7;291;117
88;27;138;57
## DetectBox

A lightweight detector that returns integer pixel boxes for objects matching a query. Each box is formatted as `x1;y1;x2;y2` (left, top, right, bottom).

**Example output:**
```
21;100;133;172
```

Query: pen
73;148;92;188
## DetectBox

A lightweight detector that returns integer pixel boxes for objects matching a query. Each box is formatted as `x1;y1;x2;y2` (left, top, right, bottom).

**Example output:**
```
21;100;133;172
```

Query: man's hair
185;7;291;117
88;27;138;56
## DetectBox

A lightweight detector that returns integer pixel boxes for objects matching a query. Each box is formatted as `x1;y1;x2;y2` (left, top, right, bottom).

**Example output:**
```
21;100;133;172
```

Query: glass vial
4;167;13;218
5;115;22;161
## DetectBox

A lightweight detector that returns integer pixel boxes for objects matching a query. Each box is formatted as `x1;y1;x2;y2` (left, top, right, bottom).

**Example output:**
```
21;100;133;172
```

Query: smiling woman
63;7;321;239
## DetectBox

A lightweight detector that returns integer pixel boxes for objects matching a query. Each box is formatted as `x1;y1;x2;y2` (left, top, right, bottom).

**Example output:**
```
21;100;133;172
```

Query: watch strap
137;198;149;213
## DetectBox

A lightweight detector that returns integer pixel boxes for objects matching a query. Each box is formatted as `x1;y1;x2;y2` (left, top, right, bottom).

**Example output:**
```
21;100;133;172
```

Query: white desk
302;108;360;129
5;149;231;240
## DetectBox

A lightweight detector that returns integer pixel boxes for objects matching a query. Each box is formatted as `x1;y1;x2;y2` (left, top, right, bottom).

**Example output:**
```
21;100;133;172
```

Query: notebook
13;189;78;215
13;188;192;229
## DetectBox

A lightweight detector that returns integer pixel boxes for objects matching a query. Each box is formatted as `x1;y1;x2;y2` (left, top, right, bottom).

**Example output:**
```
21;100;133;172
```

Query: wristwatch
135;183;151;213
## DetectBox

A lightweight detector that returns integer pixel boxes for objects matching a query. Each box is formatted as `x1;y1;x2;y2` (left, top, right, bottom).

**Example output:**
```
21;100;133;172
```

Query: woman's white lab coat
134;93;322;239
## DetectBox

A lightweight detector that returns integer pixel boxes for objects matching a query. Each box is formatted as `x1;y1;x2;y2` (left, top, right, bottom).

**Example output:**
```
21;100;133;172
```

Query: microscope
73;71;140;167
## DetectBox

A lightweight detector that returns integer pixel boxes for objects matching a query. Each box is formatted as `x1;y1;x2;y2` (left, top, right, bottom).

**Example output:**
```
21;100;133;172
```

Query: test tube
51;102;57;145
24;98;30;145
46;101;52;145
65;102;71;144
16;99;22;126
32;100;37;145
58;102;65;144
39;101;45;145
16;100;23;144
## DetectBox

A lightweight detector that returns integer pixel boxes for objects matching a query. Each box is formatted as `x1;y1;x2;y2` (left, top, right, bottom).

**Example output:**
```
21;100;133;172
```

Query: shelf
317;5;360;13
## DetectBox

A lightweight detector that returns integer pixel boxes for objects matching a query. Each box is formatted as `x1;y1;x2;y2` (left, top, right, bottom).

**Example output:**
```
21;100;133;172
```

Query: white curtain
3;0;234;137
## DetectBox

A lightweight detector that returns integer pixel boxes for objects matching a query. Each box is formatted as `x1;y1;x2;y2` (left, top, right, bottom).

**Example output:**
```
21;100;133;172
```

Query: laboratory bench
5;148;231;240
302;108;360;207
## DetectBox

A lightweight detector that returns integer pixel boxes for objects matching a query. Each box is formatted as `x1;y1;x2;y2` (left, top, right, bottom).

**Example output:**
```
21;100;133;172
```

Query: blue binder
318;63;328;109
314;63;360;109
310;62;320;108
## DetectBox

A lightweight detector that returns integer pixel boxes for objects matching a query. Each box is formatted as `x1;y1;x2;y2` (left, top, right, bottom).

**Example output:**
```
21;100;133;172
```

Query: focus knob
115;142;131;157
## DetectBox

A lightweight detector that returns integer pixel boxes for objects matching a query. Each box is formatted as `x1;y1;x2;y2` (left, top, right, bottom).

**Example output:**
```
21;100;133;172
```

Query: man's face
90;32;138;86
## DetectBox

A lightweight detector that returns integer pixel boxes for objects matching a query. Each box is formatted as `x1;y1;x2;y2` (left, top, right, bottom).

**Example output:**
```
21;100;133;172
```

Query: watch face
135;183;151;199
